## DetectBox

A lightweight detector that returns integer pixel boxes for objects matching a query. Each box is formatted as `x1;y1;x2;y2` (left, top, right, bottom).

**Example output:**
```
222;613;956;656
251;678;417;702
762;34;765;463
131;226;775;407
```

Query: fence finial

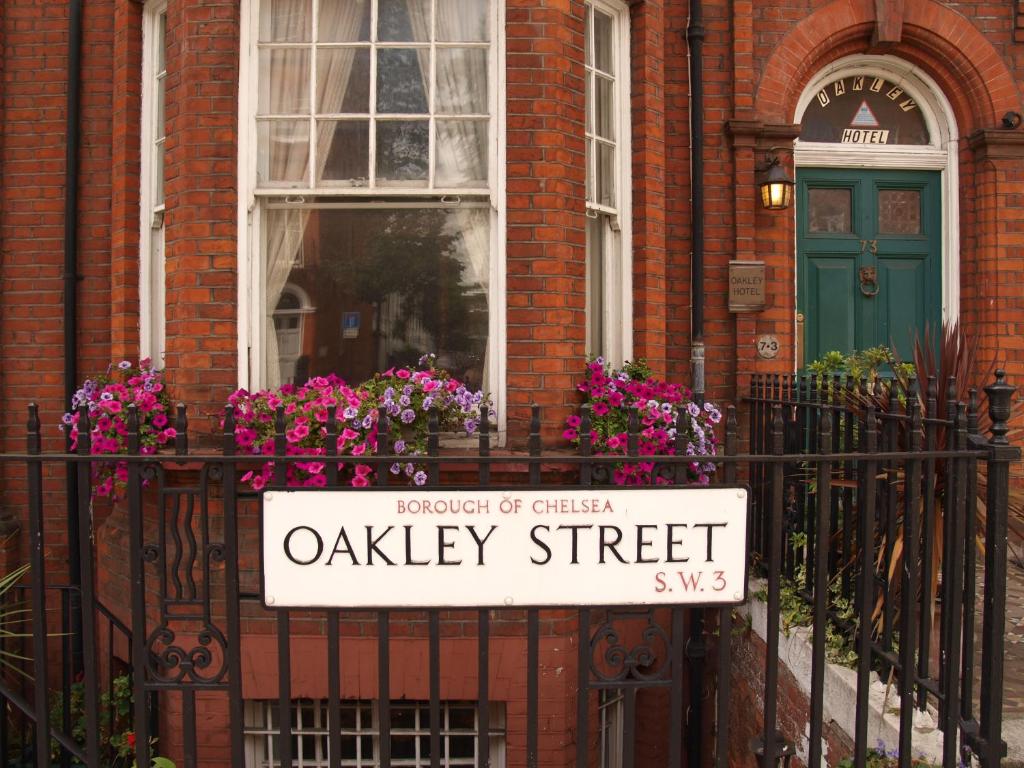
127;404;140;454
985;370;1015;446
175;403;188;455
222;405;236;456
77;404;91;454
627;407;639;456
967;388;979;435
27;403;40;456
771;405;784;455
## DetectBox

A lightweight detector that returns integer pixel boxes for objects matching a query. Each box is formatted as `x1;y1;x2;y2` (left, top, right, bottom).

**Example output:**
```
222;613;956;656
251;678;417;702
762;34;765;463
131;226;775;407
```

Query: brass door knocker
859;266;879;297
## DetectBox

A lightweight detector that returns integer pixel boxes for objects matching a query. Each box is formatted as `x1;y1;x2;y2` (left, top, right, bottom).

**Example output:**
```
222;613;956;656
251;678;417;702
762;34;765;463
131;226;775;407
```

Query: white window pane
376;120;429;182
258;120;310;184
585;5;593;67
259;0;311;43
586;72;594;134
594;75;614;140
258;48;311;114
156;76;166;140
587;216;605;357
436;49;488;114
378;0;430;42
156;12;167;70
155;141;165;205
376;49;429;113
436;0;490;41
596;141;615;207
316;120;369;184
316;48;370;113
435;120;487;187
592;9;614;74
264;208;489;390
586;137;598;204
317;0;370;42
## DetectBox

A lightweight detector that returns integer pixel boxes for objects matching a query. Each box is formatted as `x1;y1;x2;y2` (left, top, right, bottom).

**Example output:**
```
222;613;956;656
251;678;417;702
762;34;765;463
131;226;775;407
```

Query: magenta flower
563;359;718;486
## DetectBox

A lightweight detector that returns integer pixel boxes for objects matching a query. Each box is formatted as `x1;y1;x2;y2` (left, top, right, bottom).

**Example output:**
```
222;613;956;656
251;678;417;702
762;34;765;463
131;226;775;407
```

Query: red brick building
1;0;1022;765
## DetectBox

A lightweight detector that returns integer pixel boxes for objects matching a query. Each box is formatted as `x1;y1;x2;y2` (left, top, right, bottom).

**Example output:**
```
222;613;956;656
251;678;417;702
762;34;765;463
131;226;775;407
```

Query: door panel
797;168;941;367
877;257;926;359
805;257;857;363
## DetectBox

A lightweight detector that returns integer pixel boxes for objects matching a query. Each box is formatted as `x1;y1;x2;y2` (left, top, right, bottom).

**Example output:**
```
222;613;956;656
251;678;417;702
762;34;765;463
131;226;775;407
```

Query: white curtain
264;0;363;387
433;0;488;186
452;208;491;394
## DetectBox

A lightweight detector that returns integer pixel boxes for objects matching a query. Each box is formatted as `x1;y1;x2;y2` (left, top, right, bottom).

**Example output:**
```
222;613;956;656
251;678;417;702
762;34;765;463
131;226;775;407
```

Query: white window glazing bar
368;0;379;187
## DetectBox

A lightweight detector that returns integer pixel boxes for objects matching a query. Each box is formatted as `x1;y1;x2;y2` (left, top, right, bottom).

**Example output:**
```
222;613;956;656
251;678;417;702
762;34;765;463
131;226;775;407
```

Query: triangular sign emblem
850;101;880;127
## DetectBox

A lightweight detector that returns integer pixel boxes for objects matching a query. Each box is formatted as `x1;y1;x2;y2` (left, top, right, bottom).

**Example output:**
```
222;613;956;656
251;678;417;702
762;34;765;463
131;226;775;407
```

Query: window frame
140;0;168;365
583;0;632;367
238;0;507;440
242;698;507;768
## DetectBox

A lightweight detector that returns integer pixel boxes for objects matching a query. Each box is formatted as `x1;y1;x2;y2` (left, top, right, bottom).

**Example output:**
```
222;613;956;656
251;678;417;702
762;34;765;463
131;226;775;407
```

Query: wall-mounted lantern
758;156;795;211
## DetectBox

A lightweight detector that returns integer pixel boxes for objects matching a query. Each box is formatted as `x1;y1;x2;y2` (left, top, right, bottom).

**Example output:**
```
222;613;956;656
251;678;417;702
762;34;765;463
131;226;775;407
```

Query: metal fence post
26;405;50;768
977;370;1019;767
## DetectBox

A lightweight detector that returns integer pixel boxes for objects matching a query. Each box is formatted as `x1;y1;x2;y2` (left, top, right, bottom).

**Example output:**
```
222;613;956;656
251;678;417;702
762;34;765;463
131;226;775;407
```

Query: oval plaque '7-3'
756;335;780;359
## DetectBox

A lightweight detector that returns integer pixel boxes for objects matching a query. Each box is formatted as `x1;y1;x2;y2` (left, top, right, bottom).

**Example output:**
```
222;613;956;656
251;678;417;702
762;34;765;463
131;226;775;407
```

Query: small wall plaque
729;261;767;312
756;335;780;359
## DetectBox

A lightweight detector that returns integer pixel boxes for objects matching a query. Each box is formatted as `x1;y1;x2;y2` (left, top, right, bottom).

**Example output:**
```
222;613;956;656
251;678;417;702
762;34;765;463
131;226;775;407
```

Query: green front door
797;168;942;367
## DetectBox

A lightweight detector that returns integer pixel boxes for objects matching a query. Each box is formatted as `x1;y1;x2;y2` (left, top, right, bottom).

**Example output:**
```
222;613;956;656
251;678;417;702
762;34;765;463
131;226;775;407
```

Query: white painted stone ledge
738;581;947;767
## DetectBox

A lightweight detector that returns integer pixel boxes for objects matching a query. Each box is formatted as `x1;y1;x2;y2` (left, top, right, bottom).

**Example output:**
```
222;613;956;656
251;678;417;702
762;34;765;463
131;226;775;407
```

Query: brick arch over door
753;0;1022;132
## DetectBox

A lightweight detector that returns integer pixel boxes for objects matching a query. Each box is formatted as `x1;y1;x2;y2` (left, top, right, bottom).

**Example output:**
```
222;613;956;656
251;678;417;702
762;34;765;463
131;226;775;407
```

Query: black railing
748;371;1017;768
2;371;1016;768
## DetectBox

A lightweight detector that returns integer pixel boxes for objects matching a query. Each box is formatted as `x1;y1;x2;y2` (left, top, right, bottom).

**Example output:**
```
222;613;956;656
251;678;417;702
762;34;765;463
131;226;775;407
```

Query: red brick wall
504;0;588;444
110;0;144;362
729;617;856;768
161;0;240;431
0;0;115;578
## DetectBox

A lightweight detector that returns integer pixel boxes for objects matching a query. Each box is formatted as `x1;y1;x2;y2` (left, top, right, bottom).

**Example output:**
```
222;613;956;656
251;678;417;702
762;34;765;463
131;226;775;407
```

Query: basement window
243;699;506;768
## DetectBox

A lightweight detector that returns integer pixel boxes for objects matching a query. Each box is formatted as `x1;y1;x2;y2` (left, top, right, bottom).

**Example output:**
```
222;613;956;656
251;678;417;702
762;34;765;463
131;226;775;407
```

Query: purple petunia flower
400;409;415;424
413;471;427;486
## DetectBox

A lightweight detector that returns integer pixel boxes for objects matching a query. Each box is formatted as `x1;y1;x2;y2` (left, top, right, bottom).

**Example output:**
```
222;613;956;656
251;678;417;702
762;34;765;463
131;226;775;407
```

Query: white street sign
261;487;748;608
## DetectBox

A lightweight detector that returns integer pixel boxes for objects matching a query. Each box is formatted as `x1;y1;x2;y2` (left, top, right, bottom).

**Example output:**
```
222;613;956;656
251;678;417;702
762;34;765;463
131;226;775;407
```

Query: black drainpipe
688;0;705;407
64;0;83;674
685;4;707;768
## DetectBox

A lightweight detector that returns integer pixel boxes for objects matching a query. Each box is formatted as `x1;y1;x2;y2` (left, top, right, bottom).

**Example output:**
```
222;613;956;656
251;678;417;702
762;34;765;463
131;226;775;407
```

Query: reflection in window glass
807;188;852;233
878;189;921;234
264;206;489;390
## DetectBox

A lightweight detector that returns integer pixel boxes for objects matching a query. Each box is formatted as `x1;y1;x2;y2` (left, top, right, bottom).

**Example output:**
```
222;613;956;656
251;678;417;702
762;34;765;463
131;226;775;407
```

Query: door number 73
860;239;878;254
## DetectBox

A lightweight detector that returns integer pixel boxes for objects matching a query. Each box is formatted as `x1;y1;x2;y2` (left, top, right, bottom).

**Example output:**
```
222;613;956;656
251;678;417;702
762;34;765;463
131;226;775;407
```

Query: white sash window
241;0;503;407
140;1;168;364
585;0;631;366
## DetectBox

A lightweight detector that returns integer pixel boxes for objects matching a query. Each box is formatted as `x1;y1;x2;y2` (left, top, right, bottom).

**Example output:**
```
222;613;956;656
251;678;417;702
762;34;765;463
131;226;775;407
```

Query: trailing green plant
48;672;174;767
756;563;861;668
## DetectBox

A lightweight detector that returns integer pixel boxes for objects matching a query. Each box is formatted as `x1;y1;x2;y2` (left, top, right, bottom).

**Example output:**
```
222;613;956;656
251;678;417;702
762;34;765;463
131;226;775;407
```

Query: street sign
261;487;749;609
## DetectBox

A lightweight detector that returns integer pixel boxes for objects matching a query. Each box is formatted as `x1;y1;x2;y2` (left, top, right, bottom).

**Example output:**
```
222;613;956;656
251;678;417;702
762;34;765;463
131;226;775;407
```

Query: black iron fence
2;371;1017;768
747;370;1018;768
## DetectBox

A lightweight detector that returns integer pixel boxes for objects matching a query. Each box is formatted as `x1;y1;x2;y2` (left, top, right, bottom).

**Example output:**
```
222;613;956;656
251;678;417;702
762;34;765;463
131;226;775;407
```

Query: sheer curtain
433;0;487;187
407;1;492;395
453;208;491;394
264;0;363;387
